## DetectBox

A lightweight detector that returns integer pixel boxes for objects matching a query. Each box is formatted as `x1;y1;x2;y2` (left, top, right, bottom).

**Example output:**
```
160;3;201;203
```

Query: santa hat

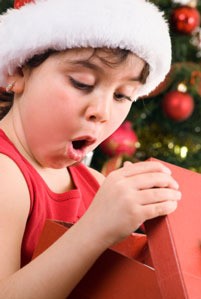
0;0;171;99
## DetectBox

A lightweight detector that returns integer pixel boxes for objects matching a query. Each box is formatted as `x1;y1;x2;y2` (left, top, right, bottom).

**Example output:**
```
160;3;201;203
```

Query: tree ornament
14;0;34;9
177;82;188;93
187;0;198;7
171;6;200;34
100;121;138;157
162;90;194;121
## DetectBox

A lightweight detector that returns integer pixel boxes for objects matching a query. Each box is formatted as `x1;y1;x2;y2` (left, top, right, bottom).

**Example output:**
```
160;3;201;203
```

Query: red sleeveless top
0;129;100;266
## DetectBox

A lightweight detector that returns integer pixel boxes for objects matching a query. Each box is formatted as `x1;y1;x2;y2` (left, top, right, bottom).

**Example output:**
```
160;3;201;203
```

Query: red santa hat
0;0;171;99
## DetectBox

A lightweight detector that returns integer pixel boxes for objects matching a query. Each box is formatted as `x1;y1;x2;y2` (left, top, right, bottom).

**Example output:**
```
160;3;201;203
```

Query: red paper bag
33;158;201;299
33;219;161;299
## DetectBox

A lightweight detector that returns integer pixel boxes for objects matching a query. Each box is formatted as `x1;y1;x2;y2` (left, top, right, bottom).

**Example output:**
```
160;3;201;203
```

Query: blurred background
1;0;201;173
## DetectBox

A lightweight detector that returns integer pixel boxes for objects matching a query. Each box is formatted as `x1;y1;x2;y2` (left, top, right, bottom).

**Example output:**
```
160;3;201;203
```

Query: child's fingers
122;161;171;177
138;188;182;205
126;172;179;190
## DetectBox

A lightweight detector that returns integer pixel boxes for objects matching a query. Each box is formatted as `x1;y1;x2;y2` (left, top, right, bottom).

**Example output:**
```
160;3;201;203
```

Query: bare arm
0;156;181;299
0;155;107;299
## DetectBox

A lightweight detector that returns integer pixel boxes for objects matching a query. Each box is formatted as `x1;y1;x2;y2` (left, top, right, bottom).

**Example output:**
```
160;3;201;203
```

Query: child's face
13;48;145;168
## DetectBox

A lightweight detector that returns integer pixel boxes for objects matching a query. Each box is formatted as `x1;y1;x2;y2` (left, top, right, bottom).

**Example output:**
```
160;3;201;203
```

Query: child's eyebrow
66;60;142;82
67;60;102;72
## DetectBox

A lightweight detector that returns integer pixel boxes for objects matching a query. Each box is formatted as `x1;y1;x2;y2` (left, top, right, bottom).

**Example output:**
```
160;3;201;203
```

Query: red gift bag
33;219;161;299
33;158;201;299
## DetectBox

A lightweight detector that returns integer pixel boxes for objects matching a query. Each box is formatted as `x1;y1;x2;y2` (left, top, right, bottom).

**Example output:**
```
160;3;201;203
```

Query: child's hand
82;161;181;248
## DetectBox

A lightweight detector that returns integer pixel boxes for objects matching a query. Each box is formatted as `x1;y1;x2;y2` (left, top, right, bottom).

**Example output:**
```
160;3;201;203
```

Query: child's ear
7;67;25;94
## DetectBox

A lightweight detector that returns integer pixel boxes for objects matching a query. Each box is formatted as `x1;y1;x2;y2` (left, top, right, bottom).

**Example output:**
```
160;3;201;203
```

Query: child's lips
67;142;85;162
67;136;96;162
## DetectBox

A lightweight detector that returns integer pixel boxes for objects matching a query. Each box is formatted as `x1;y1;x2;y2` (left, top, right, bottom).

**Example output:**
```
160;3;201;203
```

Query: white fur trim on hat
0;0;171;99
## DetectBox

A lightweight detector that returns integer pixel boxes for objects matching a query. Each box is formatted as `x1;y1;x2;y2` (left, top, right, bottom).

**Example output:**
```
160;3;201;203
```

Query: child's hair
0;0;171;101
25;48;150;83
0;47;150;120
0;89;12;120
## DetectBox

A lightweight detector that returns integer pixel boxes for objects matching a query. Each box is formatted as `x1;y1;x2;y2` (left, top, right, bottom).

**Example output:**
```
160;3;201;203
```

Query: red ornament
162;90;194;121
14;0;34;9
171;6;200;34
100;121;138;157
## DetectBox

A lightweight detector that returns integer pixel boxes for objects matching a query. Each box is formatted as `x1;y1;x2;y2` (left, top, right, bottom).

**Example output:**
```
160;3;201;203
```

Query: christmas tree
93;0;201;174
0;0;13;13
1;0;201;173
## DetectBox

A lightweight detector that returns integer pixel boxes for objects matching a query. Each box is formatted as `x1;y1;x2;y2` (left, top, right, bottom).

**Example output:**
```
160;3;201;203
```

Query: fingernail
176;191;182;200
171;180;179;190
123;161;133;168
163;167;171;174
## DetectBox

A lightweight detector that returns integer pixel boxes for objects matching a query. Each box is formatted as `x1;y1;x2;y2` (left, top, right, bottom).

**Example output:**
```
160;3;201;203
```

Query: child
0;0;181;298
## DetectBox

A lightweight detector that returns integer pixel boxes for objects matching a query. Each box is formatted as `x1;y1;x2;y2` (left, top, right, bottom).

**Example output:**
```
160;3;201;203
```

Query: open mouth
67;137;96;162
72;139;87;150
72;137;96;150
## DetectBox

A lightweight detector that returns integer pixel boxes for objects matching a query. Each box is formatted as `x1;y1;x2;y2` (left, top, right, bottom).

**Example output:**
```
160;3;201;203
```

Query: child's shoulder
86;166;105;185
0;154;30;277
0;153;30;215
0;128;30;188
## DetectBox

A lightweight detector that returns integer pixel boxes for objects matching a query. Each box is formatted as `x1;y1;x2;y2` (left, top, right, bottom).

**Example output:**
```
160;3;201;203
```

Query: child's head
0;0;172;167
0;0;171;100
7;47;146;168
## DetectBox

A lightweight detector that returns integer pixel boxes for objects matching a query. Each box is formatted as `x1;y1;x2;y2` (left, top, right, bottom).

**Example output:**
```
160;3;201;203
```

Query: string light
177;82;188;92
180;146;188;158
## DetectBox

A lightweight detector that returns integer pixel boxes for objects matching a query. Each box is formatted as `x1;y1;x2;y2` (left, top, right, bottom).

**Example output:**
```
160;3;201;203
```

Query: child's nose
85;97;112;123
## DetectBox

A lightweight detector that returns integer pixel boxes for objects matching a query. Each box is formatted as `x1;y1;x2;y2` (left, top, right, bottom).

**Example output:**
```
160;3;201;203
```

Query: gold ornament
177;82;188;92
188;0;198;8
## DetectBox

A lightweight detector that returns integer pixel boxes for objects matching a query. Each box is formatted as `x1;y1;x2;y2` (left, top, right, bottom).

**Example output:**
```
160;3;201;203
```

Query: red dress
0;129;100;266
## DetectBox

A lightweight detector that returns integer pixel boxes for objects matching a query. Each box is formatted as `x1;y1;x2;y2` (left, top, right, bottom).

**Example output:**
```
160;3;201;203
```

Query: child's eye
114;92;132;102
69;77;93;91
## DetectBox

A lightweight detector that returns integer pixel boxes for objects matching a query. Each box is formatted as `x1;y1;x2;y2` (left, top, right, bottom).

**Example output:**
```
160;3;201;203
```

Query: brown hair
0;89;13;120
0;48;149;120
